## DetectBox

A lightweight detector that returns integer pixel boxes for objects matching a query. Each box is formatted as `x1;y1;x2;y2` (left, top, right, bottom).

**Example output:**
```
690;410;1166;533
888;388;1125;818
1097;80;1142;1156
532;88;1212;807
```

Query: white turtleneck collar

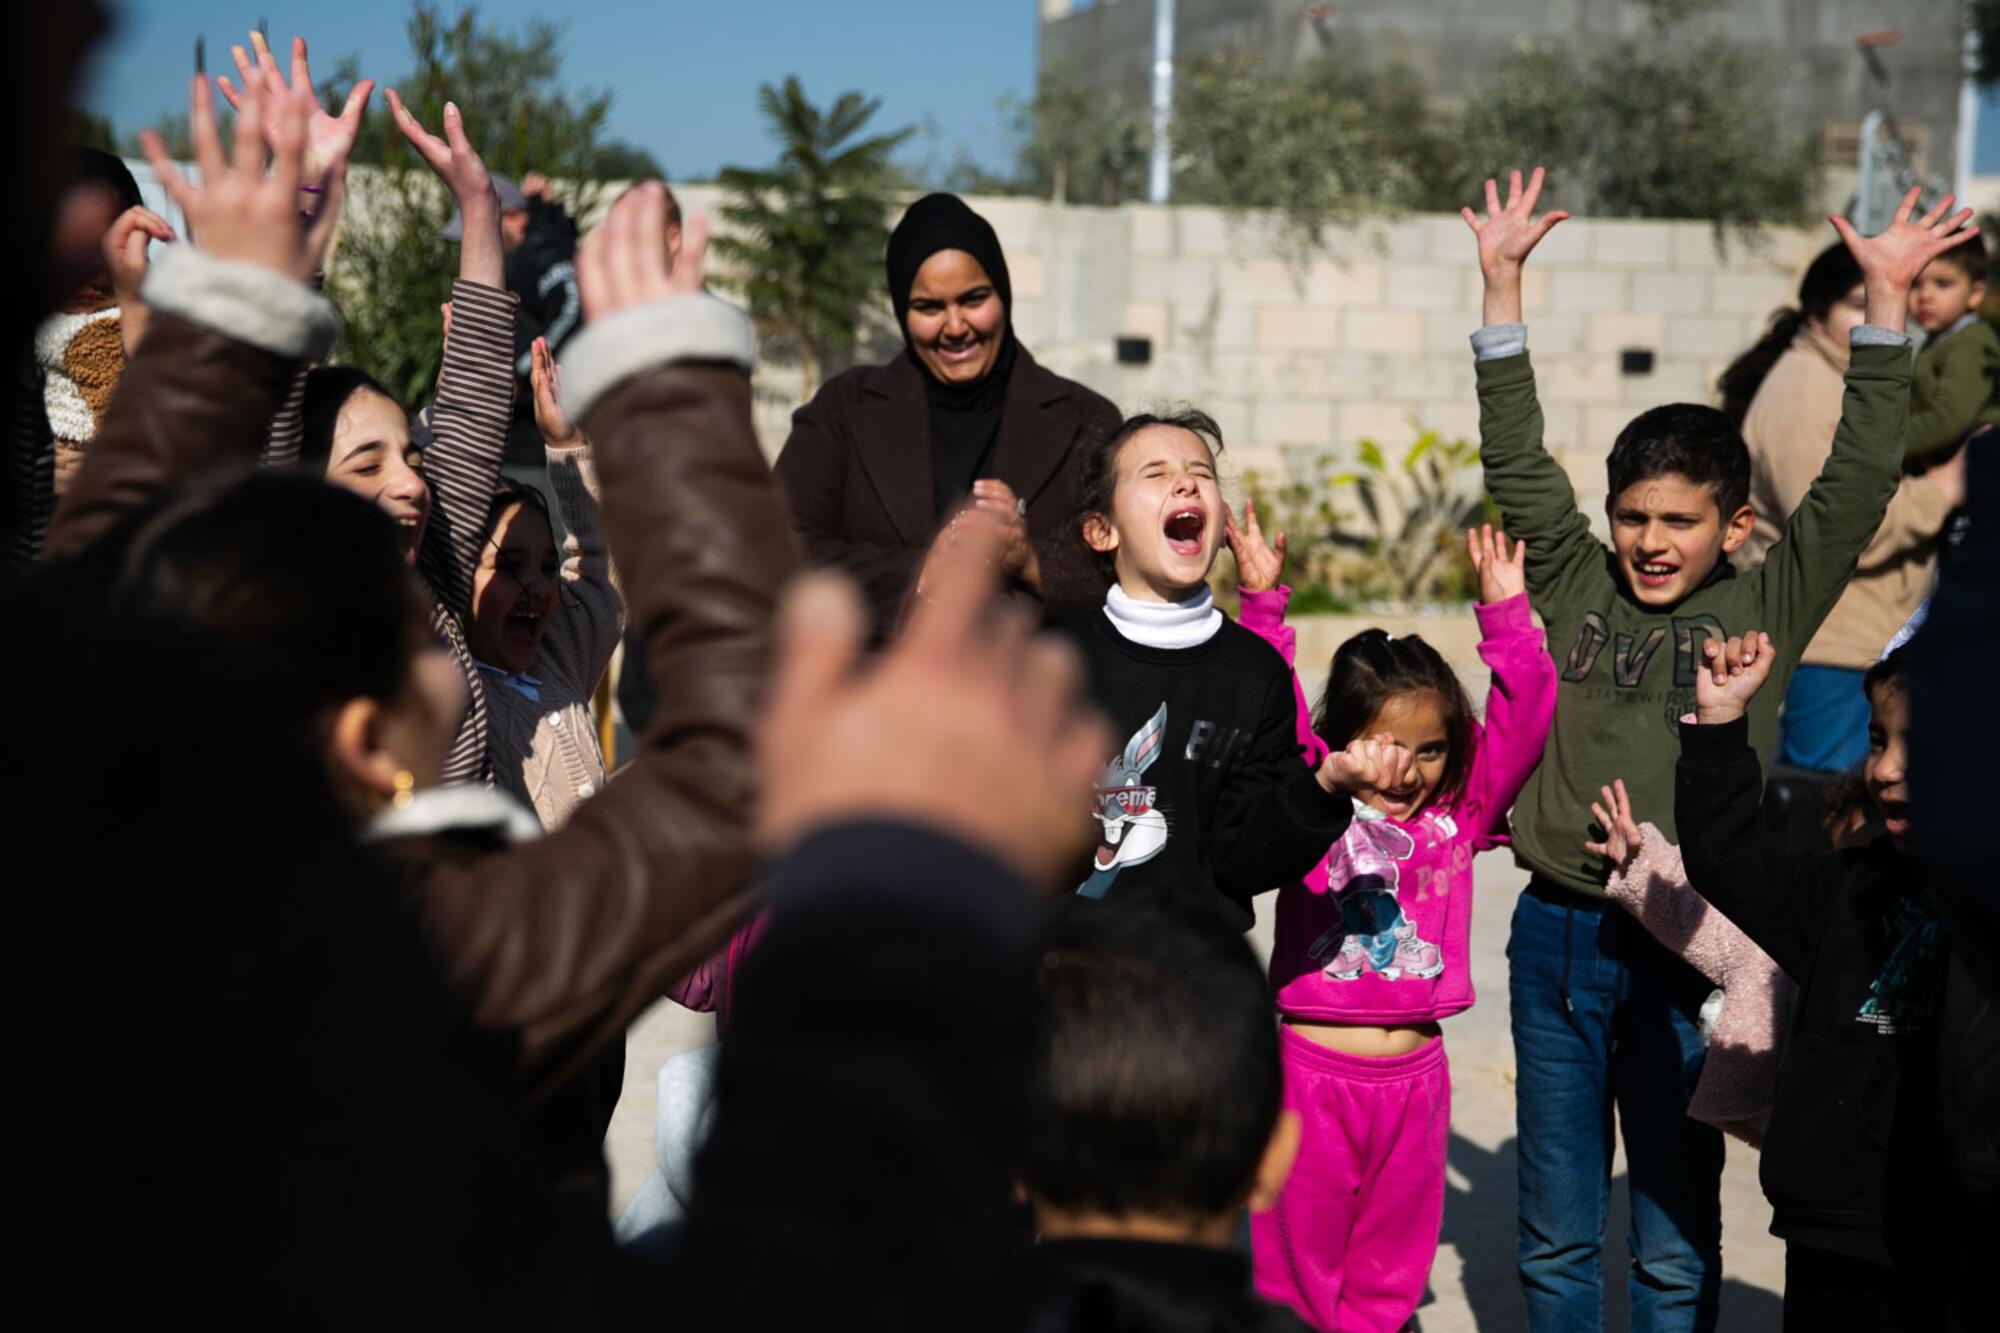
1103;583;1224;650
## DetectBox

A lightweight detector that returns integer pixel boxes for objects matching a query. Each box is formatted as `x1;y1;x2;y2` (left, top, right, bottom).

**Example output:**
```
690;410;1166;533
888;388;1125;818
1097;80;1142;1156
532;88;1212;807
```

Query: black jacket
504;196;582;379
665;821;1040;1330
1905;434;2000;1320
501;198;583;465
1677;716;1945;1263
1026;1239;1312;1332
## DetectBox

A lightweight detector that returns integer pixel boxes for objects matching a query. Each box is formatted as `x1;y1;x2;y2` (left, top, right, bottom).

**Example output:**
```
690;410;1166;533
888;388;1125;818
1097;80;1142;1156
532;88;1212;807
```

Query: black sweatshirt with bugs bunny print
1063;612;1352;930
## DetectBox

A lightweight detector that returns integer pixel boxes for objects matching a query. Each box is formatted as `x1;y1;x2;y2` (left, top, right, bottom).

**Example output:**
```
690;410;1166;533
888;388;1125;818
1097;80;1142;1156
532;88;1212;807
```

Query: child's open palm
1830;187;1979;295
1461;167;1570;278
530;337;580;448
1583;779;1645;871
1225;499;1287;594
1467;524;1526;604
1692;631;1777;725
218;32;373;185
138;75;332;284
385;90;492;208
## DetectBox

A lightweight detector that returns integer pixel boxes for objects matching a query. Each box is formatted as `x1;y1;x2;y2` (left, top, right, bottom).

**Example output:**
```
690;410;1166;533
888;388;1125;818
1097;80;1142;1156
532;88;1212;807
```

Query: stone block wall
975;202;1827;528
588;185;1835;530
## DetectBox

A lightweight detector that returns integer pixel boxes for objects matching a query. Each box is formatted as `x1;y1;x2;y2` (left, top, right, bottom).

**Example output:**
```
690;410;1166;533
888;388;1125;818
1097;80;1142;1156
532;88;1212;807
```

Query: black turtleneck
919;333;1018;520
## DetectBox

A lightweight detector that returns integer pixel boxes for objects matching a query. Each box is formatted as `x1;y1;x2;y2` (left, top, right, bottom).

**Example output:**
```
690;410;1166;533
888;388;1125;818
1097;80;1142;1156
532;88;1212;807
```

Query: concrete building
1037;0;1970;188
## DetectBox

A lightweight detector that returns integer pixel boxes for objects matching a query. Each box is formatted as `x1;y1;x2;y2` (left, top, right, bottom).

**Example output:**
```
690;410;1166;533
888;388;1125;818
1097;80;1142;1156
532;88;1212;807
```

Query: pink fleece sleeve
667;947;727;1014
1458;594;1557;849
1237;586;1331;766
665;911;772;1019
1605;824;1729;988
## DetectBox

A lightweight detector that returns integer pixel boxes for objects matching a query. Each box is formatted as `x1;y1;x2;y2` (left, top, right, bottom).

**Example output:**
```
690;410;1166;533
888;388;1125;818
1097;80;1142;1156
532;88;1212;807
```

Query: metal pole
1148;0;1175;204
1856;109;1885;234
1957;25;1980;205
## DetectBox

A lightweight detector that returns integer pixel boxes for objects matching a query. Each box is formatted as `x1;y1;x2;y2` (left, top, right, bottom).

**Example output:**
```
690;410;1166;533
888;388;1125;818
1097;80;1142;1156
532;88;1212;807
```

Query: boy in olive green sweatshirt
1459;169;1977;1333
1906;231;2000;462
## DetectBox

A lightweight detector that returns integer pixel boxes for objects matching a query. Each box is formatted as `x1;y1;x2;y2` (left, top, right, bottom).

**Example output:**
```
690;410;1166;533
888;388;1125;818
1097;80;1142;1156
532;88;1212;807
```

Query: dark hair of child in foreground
1021;897;1311;1332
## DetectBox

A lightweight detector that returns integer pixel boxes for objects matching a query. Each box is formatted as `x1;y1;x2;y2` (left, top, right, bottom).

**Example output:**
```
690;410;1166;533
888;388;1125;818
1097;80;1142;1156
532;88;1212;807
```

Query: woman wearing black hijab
774;192;1120;639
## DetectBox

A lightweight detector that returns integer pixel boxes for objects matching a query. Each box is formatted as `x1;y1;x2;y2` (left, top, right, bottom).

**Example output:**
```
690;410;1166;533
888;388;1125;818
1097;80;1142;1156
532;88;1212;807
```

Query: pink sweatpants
1250;1026;1450;1333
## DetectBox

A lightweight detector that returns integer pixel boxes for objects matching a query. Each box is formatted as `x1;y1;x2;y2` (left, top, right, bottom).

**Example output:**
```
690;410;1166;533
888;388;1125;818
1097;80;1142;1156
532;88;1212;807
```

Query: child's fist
1318;733;1415;797
1467;523;1526;605
969;478;1039;588
1692;631;1776;725
1225;499;1287;595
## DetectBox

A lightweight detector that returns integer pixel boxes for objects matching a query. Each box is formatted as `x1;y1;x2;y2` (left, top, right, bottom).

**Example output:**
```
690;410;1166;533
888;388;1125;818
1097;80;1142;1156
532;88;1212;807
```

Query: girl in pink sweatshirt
1228;512;1557;1333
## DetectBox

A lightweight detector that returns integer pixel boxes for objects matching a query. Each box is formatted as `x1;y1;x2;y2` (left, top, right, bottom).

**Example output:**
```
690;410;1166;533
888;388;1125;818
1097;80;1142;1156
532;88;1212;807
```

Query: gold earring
391;770;416;808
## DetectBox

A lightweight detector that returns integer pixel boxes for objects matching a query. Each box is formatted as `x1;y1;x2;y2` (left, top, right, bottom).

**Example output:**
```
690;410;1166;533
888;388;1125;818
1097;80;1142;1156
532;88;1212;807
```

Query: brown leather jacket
388;344;796;1091
385;340;795;1201
44;314;301;560
49;269;796;1199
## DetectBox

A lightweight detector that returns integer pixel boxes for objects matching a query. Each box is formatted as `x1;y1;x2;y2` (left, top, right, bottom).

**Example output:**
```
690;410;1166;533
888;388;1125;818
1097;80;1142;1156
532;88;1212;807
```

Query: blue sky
79;1;1041;181
78;2;2000;179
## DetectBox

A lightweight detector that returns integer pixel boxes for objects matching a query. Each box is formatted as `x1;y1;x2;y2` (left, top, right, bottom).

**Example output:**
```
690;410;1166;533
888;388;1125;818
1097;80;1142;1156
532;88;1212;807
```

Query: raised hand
1467;523;1526;604
1225;498;1287;594
1462;167;1569;326
1830;187;1980;327
756;515;1110;888
384;90;493;208
1462;166;1569;273
575;183;707;323
1318;733;1415;797
217;32;373;185
102;205;175;355
1583;779;1645;871
968;479;1040;590
386;90;501;287
138;74;335;283
1692;631;1777;726
530;336;580;448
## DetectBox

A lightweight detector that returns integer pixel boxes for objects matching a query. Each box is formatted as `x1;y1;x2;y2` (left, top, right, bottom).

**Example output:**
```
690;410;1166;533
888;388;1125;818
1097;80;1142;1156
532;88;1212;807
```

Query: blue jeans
1776;665;1869;774
1508;881;1724;1333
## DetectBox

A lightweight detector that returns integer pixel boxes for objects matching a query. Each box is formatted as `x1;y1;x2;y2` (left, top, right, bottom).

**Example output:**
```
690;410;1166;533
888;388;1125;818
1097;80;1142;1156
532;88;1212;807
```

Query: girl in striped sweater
286;88;519;787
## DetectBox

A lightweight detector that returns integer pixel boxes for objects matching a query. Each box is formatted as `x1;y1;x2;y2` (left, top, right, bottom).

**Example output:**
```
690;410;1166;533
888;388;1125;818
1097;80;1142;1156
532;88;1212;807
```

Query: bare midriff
1286;1017;1441;1058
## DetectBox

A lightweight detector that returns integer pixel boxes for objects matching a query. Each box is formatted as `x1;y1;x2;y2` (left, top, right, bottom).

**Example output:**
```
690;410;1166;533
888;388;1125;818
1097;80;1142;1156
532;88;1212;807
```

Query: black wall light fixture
1116;336;1153;366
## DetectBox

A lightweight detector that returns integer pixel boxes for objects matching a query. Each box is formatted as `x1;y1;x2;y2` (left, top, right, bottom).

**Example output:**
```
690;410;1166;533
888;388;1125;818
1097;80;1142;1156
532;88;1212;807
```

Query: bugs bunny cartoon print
1079;703;1169;898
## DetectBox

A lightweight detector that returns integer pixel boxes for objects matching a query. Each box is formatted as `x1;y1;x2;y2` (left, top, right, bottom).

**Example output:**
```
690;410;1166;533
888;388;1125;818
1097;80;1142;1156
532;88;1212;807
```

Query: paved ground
602;850;1785;1329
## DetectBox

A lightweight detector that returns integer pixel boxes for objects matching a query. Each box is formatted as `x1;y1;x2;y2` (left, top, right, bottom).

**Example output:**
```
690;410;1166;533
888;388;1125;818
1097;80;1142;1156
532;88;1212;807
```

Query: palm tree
715;77;913;399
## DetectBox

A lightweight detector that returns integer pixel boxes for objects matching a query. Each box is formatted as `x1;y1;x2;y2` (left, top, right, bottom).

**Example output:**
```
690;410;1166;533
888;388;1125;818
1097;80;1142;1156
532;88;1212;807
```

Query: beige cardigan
1740;327;1953;669
482;440;625;830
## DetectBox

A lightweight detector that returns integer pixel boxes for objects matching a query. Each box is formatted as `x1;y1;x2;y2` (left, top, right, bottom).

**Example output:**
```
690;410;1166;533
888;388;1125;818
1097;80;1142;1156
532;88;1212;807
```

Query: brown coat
49;260;795;1209
773;345;1120;638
